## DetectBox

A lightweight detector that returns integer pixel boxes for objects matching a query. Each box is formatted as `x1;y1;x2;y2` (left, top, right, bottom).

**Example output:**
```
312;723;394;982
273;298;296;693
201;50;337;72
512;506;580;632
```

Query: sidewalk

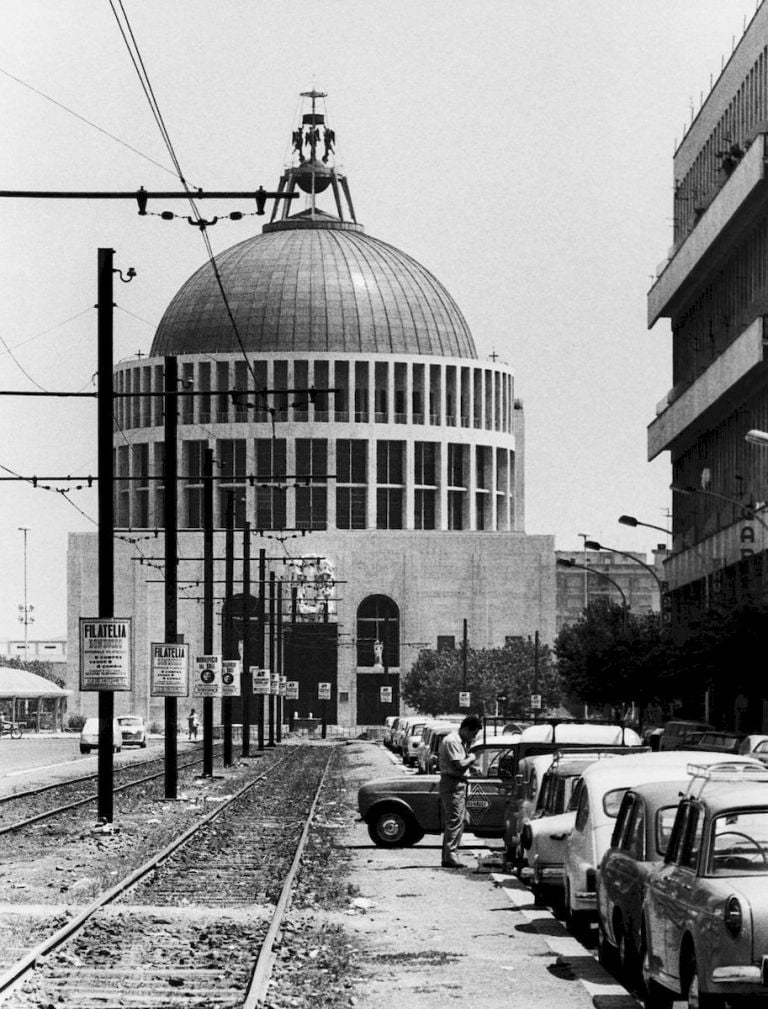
338;740;640;1009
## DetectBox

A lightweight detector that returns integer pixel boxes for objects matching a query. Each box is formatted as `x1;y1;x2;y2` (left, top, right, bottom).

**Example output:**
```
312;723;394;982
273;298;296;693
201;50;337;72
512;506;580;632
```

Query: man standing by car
438;714;483;868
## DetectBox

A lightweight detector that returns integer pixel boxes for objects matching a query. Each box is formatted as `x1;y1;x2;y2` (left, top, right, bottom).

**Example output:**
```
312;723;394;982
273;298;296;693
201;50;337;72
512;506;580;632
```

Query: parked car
739;733;768;757
642;761;768;1008
658;719;713;751
596;777;688;983
416;721;459;774
382;715;398;748
680;729;744;754
400;718;428;767
79;717;122;754
117;714;147;748
519;751;617;903
503;751;557;864
385;716;402;751
561;750;762;930
357;734;522;847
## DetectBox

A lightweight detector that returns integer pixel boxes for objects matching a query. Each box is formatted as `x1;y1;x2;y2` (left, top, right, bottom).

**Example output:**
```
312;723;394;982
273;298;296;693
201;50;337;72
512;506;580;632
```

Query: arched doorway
356;595;400;726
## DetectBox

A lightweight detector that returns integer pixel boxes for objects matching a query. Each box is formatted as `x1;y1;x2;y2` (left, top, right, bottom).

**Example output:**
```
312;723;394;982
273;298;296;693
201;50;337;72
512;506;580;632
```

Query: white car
561;750;764;929
79;717;122;754
117;714;147;748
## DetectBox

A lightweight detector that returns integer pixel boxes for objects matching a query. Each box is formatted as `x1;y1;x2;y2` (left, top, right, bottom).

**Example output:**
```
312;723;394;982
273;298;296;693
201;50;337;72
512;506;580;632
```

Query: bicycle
0;721;23;739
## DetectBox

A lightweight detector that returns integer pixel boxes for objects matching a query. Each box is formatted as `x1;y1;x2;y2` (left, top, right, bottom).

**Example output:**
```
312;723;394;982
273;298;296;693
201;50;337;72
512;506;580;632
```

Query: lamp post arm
671;484;768;534
593;545;664;593
559;561;628;608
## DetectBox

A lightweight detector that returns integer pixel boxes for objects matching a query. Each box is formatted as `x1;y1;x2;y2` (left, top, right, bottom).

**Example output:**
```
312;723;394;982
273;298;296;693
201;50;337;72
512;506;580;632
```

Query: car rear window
120;717;142;726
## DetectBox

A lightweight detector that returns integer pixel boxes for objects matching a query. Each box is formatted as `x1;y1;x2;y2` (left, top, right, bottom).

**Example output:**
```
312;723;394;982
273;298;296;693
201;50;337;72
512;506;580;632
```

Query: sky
0;0;762;640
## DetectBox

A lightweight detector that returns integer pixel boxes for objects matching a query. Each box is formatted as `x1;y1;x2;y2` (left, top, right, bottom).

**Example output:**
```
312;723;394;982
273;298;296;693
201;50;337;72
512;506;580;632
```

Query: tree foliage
554;599;673;716
401;638;563;718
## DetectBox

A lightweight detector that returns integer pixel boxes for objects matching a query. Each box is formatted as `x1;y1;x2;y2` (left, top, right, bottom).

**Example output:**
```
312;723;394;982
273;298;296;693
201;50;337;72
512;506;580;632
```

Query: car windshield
473;746;514;777
709;809;768;875
119;717;142;726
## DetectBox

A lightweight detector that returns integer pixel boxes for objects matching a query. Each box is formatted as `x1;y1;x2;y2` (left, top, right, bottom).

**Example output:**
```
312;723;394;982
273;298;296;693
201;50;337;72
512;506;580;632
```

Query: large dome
151;211;477;359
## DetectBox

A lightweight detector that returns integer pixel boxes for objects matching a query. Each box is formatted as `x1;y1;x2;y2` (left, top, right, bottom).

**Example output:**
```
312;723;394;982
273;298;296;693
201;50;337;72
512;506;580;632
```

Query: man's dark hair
461;715;483;733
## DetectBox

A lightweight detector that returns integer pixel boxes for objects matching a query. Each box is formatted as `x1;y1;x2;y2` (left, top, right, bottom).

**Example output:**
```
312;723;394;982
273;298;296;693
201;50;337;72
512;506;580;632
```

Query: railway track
0;744;336;1008
0;746;221;835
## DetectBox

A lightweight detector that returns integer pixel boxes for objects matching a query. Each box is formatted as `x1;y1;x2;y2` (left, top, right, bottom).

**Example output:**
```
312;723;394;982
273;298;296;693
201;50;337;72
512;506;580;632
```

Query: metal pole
202;448;214;777
223;491;234;766
276;579;283;743
241;520;251;757
97;248;115;823
163;355;179;799
268;571;276;747
257;548;266;750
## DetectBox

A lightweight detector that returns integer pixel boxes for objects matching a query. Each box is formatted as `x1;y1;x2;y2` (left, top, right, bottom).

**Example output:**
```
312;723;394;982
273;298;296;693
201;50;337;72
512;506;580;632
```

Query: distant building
0;638;67;665
67;93;555;727
555;548;666;634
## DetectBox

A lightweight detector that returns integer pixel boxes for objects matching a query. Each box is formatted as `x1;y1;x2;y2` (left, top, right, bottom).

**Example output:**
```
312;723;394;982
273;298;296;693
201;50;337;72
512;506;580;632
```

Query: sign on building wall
79;618;133;691
318;682;331;700
150;642;189;697
380;686;393;703
286;680;299;700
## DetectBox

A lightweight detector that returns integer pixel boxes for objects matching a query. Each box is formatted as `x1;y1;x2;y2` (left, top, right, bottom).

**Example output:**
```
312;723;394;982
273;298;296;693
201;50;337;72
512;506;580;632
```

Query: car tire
367;807;418;848
79;745;90;754
685;950;723;1009
597;921;617;971
140;740;147;748
641;931;674;1009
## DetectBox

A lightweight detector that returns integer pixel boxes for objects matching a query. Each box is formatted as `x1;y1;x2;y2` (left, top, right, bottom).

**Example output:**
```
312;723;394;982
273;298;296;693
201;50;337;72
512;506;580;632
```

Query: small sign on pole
318;682;331;700
150;642;189;697
279;675;287;696
380;685;393;703
192;655;222;698
530;694;542;711
80;618;133;691
459;691;470;708
252;668;271;695
221;659;241;697
286;680;299;700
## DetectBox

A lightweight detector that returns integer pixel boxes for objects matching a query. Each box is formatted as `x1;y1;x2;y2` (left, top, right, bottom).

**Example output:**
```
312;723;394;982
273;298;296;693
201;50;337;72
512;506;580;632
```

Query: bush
67;713;87;732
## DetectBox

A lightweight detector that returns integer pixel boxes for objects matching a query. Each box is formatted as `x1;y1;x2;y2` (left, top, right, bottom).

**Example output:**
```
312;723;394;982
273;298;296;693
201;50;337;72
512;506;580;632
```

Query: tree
401;638;563;717
554;599;674;718
1;655;65;689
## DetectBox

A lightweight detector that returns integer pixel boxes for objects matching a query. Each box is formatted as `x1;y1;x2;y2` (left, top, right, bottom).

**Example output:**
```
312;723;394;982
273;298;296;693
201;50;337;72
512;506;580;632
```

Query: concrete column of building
439;433;449;531
490;443;498;530
286;435;296;530
327;436;337;529
404;438;414;530
367;422;377;529
387;360;395;424
467;443;477;530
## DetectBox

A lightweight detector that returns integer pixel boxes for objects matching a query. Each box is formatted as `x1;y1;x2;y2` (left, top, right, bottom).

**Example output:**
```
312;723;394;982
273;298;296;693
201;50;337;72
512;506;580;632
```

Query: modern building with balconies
648;4;768;631
66;93;555;727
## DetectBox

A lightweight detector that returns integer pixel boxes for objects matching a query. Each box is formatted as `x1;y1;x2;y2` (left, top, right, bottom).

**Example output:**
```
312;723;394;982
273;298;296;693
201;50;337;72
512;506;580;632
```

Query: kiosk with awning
0;667;72;732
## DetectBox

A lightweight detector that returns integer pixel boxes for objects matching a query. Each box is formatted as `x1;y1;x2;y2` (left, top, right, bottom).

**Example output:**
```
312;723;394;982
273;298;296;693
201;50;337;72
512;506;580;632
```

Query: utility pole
257;547;266;750
163;356;179;799
241;520;251;757
97;249;115;823
276;579;283;743
202;448;214;777
268;570;276;747
223;491;234;767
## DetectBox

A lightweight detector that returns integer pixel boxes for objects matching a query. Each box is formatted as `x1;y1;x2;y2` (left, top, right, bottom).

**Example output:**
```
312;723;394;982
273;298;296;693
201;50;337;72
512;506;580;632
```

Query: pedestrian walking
188;708;199;740
438;713;483;868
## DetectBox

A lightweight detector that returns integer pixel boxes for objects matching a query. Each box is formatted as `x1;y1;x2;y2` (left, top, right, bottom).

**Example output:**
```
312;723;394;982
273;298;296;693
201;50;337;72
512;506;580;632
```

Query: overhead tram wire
107;0;293;419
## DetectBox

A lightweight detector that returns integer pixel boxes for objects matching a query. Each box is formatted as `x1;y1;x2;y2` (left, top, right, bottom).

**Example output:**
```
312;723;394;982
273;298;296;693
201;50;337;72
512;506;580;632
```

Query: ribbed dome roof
151;211;476;359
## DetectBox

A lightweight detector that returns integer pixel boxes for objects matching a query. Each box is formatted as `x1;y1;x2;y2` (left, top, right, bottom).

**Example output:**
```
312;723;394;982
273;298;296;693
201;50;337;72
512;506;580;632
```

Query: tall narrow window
183;440;206;528
414;441;438;530
217;439;246;528
295;439;327;530
336;439;367;530
255;438;286;530
376;441;404;529
356;595;400;668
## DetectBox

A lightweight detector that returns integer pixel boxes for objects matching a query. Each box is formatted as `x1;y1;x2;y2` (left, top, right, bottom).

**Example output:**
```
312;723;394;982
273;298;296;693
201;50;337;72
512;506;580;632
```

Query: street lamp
618;514;673;538
670;483;768;533
556;558;628;608
17;526;34;661
584;539;664;594
746;429;768;447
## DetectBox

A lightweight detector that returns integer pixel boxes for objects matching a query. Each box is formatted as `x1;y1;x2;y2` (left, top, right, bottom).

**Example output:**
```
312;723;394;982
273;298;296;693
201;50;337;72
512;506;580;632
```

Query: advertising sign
530;694;542;710
286;680;299;700
458;691;471;708
252;667;271;695
150;642;189;697
221;659;241;698
380;685;393;703
318;682;331;700
192;654;222;698
279;676;287;696
79;618;133;691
